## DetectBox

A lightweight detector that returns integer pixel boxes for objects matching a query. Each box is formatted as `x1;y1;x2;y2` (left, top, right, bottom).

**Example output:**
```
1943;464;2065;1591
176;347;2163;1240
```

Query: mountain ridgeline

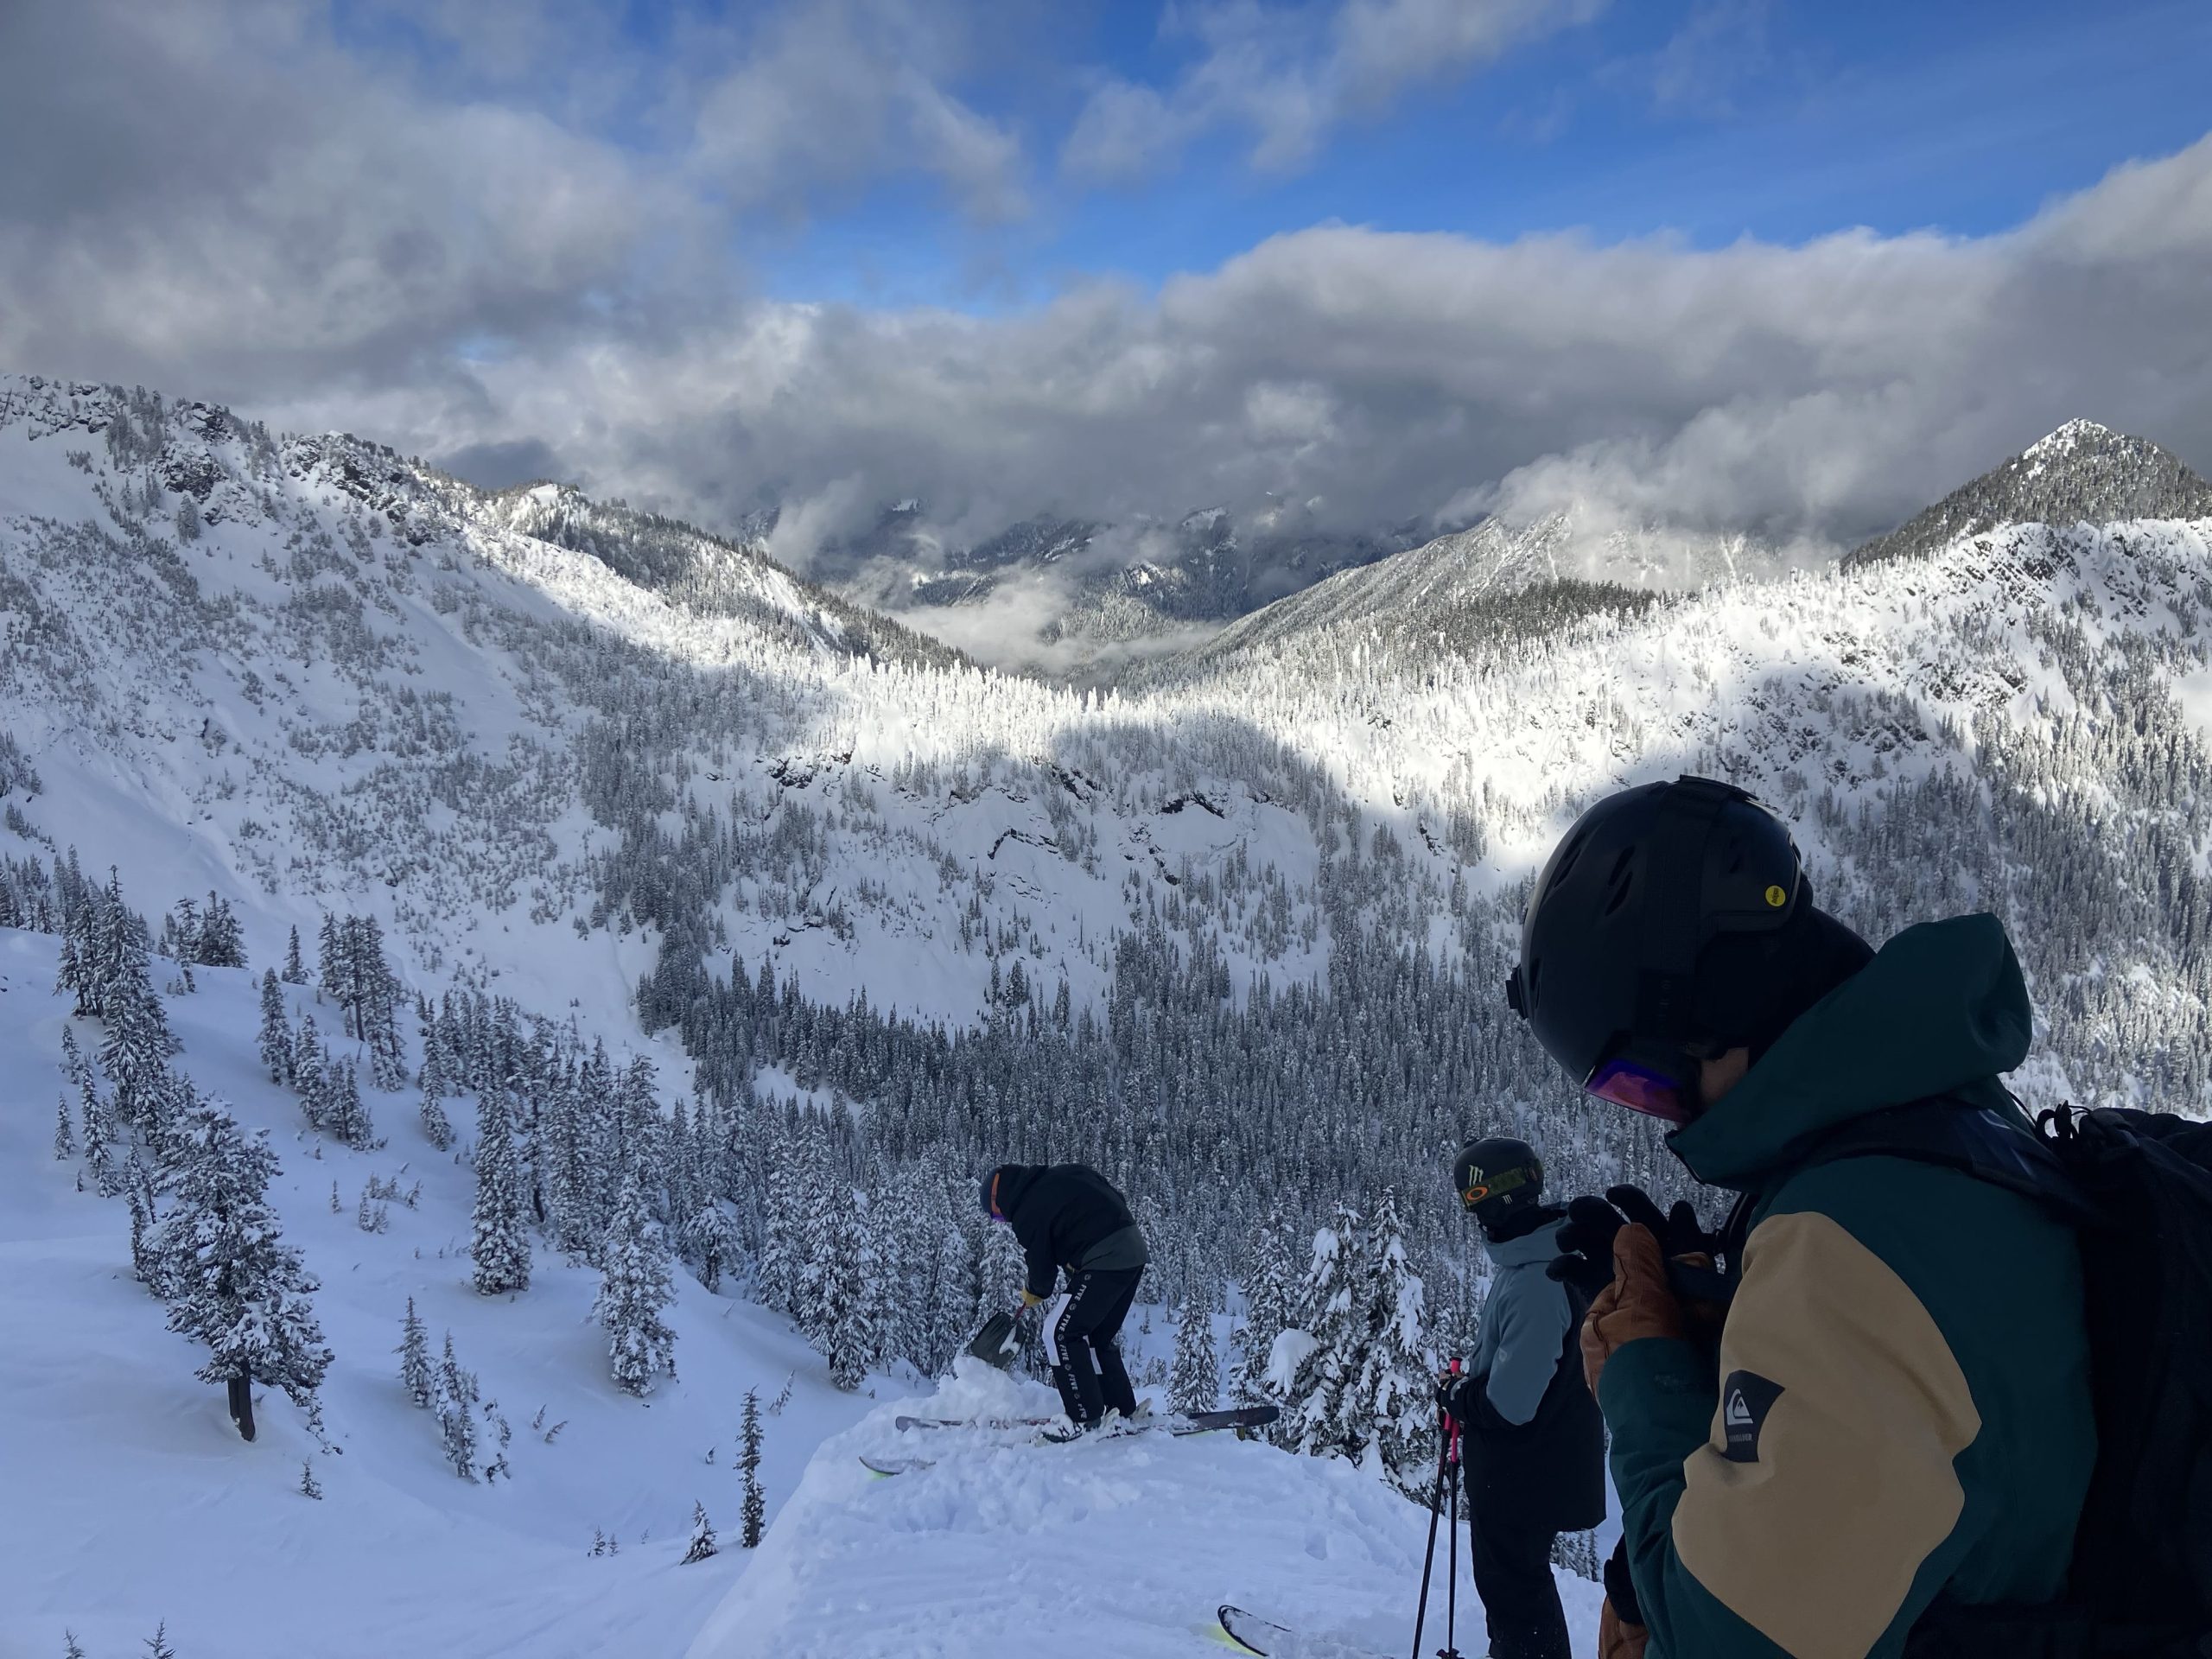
5;372;2212;1367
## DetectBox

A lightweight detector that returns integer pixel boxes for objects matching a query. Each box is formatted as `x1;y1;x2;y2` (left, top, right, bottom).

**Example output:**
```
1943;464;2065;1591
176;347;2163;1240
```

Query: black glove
1607;1185;1713;1261
1548;1187;1732;1307
1546;1193;1630;1300
1603;1537;1643;1627
1433;1371;1473;1423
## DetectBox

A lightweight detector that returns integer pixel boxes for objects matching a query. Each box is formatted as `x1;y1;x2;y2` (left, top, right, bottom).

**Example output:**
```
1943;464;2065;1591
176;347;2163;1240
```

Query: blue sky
728;0;2212;309
12;0;2211;562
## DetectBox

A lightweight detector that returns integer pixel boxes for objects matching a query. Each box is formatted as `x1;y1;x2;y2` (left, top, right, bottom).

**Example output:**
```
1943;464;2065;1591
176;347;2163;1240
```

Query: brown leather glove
1599;1596;1649;1659
1580;1223;1686;1395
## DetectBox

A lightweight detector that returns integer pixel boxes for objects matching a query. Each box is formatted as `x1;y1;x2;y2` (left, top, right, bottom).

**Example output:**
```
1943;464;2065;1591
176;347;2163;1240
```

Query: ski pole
1410;1360;1460;1659
1442;1407;1462;1659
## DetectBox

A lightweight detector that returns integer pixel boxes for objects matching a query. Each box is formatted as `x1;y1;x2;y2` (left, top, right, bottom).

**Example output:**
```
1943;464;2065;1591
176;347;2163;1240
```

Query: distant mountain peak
2023;417;2120;461
1846;419;2212;569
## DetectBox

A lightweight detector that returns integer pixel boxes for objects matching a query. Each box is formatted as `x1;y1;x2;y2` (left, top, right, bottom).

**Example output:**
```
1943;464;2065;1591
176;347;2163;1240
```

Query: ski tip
858;1456;917;1478
1212;1606;1269;1656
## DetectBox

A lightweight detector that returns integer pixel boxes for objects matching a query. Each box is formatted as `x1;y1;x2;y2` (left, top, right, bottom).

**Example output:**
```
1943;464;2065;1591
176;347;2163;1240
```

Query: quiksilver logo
1720;1370;1783;1463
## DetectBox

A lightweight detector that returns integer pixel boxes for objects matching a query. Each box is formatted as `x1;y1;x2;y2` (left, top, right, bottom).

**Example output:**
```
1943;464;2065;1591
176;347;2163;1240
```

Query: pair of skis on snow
857;1404;1278;1476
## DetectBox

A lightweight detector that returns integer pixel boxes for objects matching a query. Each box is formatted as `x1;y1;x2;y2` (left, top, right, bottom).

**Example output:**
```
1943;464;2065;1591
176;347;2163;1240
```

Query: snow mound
684;1376;1602;1659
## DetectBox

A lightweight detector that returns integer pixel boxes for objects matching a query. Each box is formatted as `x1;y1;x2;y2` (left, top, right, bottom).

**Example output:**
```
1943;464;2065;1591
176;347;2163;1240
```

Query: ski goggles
1460;1164;1538;1211
1586;1056;1694;1126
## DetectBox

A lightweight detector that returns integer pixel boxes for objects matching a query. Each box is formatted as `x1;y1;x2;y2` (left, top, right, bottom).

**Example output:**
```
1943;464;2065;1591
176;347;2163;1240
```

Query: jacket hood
1668;913;2032;1192
1485;1214;1569;1270
989;1165;1045;1216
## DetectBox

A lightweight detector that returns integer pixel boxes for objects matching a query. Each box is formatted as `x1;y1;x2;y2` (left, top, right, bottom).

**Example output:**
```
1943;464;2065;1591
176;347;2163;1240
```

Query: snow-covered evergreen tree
282;925;307;985
291;1014;328;1132
154;1098;331;1426
299;1458;323;1500
326;1056;375;1151
435;1332;480;1478
740;1388;766;1548
397;1297;434;1408
595;1167;677;1395
1235;1205;1297;1409
1169;1287;1219;1416
1269;1198;1434;1493
257;969;293;1084
1341;1190;1433;1495
683;1201;741;1294
54;1094;74;1160
470;1089;531;1295
683;1501;718;1563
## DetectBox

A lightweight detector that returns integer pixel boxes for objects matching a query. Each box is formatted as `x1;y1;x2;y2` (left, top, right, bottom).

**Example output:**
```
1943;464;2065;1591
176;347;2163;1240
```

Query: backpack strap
1794;1096;2103;1226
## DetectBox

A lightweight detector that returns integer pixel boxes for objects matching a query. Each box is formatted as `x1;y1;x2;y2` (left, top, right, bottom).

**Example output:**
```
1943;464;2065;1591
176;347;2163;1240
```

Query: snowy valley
6;371;2212;1656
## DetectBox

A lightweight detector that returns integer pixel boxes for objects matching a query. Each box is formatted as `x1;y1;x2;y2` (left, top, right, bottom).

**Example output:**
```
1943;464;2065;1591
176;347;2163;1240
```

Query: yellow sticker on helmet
1764;884;1789;908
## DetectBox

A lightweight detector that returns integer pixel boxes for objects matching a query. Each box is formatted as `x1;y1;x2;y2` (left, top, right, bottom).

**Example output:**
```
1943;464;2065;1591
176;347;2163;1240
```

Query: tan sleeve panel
1672;1210;1980;1659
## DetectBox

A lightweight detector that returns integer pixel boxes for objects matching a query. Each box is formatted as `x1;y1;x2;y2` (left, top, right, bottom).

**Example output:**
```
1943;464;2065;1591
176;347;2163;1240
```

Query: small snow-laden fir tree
317;914;347;1010
683;1201;741;1294
542;1066;593;1256
683;1500;718;1563
739;1388;766;1548
325;1056;376;1151
419;1082;454;1154
257;970;293;1084
194;893;245;969
155;1098;331;1427
753;1115;804;1317
1272;1205;1363;1465
54;1093;74;1160
1234;1205;1297;1410
127;1155;167;1294
299;1458;323;1499
1169;1287;1220;1416
595;1166;677;1395
291;1014;328;1132
976;1214;1046;1378
435;1332;480;1478
63;1629;87;1659
143;1619;177;1659
1342;1190;1434;1496
471;1089;531;1294
99;966;178;1144
397;1298;435;1407
283;925;307;985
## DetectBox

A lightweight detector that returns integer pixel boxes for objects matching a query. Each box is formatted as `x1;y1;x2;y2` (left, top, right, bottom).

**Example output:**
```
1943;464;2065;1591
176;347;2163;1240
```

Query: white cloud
6;0;2210;603
1063;0;1605;182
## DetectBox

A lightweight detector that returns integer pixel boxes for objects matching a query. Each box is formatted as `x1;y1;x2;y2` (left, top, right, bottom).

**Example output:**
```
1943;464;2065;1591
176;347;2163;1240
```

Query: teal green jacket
1599;915;2095;1659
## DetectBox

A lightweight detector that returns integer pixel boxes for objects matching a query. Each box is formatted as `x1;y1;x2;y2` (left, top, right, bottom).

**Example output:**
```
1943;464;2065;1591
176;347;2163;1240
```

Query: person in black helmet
1439;1135;1605;1659
981;1164;1148;1429
1506;775;2093;1659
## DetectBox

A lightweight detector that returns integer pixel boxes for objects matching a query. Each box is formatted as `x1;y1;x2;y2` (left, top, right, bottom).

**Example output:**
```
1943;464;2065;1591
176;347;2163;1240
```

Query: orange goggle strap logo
989;1170;1001;1218
1461;1162;1538;1210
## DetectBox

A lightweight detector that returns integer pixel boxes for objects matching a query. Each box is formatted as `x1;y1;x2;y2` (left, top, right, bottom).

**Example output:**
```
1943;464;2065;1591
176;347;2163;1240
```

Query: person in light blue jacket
1440;1137;1607;1659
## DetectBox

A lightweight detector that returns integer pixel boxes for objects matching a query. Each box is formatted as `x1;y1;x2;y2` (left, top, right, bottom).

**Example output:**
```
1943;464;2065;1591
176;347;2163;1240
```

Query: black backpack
1803;1102;2212;1659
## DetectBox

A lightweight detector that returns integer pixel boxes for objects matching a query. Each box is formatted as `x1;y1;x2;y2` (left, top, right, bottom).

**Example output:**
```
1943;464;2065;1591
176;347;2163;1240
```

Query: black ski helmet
1504;775;1809;1123
1454;1136;1543;1226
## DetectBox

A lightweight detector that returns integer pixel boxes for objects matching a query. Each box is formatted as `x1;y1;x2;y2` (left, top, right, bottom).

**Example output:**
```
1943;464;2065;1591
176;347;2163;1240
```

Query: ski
1215;1605;1391;1659
895;1405;1277;1436
863;1406;1281;1475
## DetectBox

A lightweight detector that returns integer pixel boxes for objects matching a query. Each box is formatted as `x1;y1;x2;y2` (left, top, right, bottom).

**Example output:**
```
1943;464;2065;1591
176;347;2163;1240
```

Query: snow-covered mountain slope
685;1362;1602;1659
9;372;2212;1301
1160;506;1792;679
0;928;861;1659
1844;418;2212;570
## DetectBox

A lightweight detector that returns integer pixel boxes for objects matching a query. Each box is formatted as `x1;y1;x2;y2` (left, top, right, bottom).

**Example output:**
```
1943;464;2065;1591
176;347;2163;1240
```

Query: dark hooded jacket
1600;915;2095;1659
991;1164;1146;1300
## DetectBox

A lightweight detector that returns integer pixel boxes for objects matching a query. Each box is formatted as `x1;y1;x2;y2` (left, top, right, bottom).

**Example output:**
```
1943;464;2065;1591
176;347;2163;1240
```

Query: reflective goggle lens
1586;1058;1691;1125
